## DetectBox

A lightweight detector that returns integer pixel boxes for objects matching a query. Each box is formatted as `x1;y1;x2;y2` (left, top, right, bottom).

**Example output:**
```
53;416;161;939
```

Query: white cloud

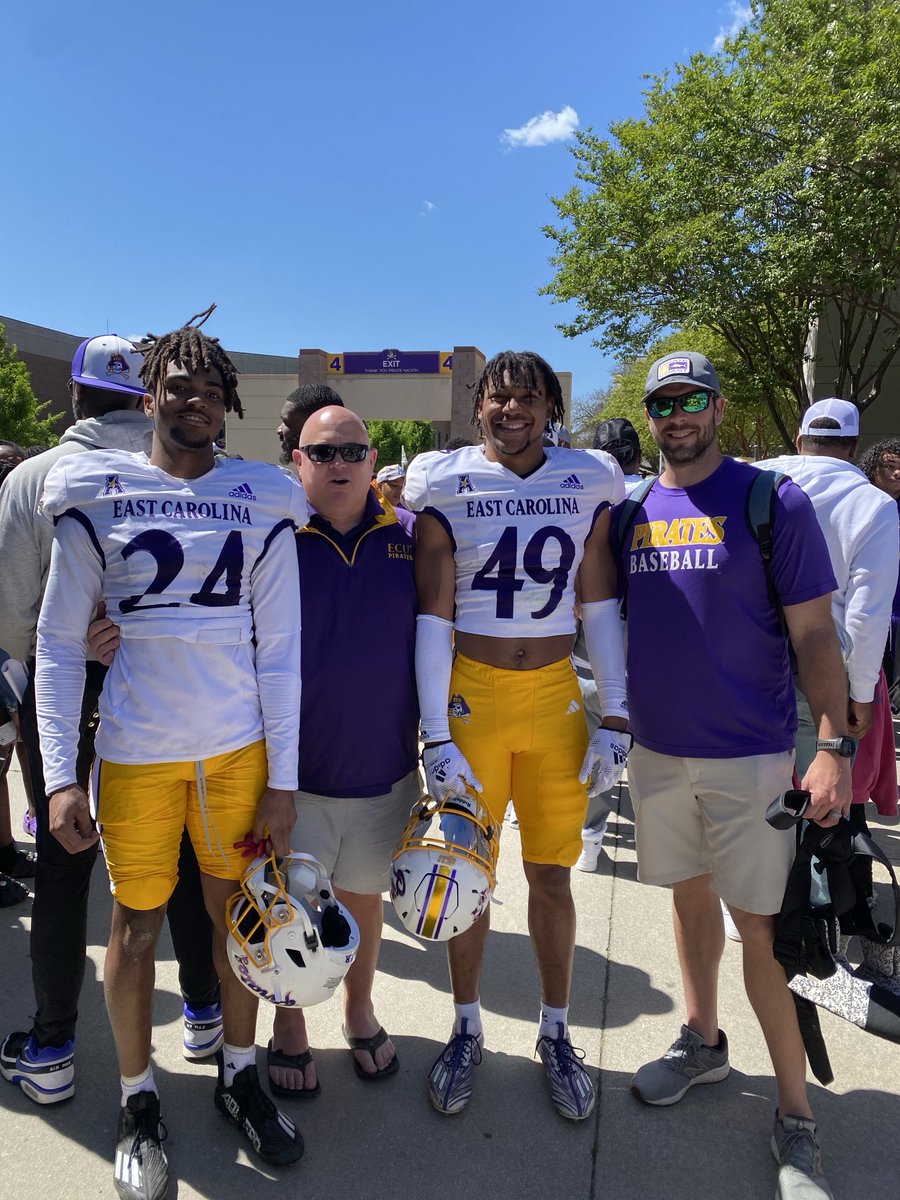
419;199;437;217
500;105;578;150
712;1;752;51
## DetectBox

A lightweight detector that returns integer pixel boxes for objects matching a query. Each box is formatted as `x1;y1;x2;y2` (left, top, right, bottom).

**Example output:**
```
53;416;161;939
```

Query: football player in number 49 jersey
35;312;305;1200
403;350;628;1121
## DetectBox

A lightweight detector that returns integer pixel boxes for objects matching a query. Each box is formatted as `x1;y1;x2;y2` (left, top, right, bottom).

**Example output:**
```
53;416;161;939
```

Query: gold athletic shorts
448;654;589;866
92;740;268;909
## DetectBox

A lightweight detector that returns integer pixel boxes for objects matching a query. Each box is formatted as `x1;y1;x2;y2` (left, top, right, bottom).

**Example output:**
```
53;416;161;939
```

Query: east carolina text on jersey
110;497;253;523
463;495;582;519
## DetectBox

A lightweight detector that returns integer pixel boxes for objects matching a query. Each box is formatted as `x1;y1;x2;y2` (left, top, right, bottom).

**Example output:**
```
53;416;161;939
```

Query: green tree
544;0;900;448
0;324;61;447
367;419;434;468
577;330;788;465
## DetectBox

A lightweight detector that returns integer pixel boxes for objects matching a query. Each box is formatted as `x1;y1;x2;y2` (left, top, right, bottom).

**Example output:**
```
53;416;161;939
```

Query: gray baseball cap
644;351;721;402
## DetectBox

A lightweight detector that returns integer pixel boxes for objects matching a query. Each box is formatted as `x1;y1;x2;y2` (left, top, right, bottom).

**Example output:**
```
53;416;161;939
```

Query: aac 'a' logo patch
448;693;472;723
102;474;124;496
456;474;475;495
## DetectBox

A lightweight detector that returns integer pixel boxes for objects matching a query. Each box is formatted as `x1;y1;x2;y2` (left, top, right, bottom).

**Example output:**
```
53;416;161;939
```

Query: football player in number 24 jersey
35;314;305;1200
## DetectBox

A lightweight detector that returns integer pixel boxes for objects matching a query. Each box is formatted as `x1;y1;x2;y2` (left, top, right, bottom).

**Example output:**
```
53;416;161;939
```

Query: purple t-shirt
612;457;836;758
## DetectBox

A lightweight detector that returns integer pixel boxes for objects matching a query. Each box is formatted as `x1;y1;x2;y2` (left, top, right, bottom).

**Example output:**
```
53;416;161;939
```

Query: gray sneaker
771;1114;834;1199
630;1024;729;1106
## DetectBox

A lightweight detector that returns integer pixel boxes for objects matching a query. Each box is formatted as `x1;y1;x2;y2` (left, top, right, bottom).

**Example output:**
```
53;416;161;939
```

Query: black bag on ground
773;817;900;1084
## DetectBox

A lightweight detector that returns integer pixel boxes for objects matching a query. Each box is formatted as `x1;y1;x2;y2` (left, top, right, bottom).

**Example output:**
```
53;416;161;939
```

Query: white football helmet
390;796;500;942
226;852;360;1008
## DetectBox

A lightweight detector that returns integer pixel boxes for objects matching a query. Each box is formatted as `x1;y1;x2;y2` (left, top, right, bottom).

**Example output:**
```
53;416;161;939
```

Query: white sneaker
505;801;519;830
575;819;608;872
721;899;742;943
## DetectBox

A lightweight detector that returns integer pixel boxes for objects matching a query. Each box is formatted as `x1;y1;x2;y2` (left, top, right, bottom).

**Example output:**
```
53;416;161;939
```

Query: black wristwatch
815;736;857;758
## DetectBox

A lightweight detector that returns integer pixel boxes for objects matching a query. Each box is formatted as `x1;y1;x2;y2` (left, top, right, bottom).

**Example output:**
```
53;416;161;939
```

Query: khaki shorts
627;744;795;915
293;770;421;894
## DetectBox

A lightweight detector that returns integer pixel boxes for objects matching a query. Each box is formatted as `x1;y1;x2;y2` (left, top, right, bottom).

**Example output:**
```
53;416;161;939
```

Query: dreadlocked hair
137;303;243;419
469;350;565;428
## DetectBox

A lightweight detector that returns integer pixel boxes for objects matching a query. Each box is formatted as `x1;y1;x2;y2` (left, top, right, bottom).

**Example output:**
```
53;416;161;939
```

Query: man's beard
170;425;211;451
655;420;717;465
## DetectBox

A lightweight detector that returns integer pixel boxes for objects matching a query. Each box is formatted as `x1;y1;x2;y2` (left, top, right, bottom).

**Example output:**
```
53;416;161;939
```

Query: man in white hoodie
0;335;219;1106
757;397;899;769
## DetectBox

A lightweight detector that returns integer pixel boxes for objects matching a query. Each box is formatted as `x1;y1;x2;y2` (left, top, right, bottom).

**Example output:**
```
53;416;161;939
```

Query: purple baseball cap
71;334;147;397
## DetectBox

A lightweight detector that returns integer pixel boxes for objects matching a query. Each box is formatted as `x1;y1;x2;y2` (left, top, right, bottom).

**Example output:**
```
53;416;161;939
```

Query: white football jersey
404;445;624;637
37;451;306;791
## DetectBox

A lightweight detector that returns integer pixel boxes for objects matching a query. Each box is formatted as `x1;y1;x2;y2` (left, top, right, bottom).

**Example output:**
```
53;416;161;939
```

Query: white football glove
422;741;483;804
579;728;633;798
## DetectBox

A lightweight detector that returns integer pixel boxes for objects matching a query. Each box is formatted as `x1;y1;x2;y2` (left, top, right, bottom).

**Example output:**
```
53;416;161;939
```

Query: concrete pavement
1;757;899;1200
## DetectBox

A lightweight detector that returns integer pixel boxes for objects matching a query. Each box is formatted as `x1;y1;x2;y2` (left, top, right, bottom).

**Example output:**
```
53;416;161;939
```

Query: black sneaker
0;874;28;908
215;1061;303;1165
114;1091;168;1200
2;847;37;879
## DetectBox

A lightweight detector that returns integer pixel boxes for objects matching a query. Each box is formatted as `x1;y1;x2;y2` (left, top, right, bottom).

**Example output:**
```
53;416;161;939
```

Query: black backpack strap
791;994;834;1086
746;469;789;635
774;824;835;1084
847;827;900;947
616;477;655;621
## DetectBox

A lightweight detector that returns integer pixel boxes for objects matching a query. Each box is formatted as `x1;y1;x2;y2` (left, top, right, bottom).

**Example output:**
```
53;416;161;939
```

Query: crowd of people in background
0;323;898;1200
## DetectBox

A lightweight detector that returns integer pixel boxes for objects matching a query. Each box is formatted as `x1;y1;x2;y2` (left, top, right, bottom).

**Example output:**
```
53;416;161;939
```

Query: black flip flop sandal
266;1039;321;1099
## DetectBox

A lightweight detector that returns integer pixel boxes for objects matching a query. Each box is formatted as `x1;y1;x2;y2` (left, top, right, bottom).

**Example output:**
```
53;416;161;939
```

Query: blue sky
1;0;748;401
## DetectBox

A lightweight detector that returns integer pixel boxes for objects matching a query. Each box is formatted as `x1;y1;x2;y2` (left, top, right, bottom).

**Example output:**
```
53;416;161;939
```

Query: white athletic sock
121;1065;156;1106
453;1000;483;1037
539;1003;569;1039
222;1044;256;1086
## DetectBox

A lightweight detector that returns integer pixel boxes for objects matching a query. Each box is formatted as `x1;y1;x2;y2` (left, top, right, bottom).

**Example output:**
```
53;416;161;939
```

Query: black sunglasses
645;390;714;419
299;443;370;464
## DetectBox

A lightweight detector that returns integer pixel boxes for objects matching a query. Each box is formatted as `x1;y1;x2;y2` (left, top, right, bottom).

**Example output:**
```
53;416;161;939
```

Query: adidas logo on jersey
228;482;257;501
559;474;583;490
567;699;581;715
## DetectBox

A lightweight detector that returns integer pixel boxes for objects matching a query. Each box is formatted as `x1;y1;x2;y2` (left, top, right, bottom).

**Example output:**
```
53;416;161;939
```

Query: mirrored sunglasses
645;390;714;419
